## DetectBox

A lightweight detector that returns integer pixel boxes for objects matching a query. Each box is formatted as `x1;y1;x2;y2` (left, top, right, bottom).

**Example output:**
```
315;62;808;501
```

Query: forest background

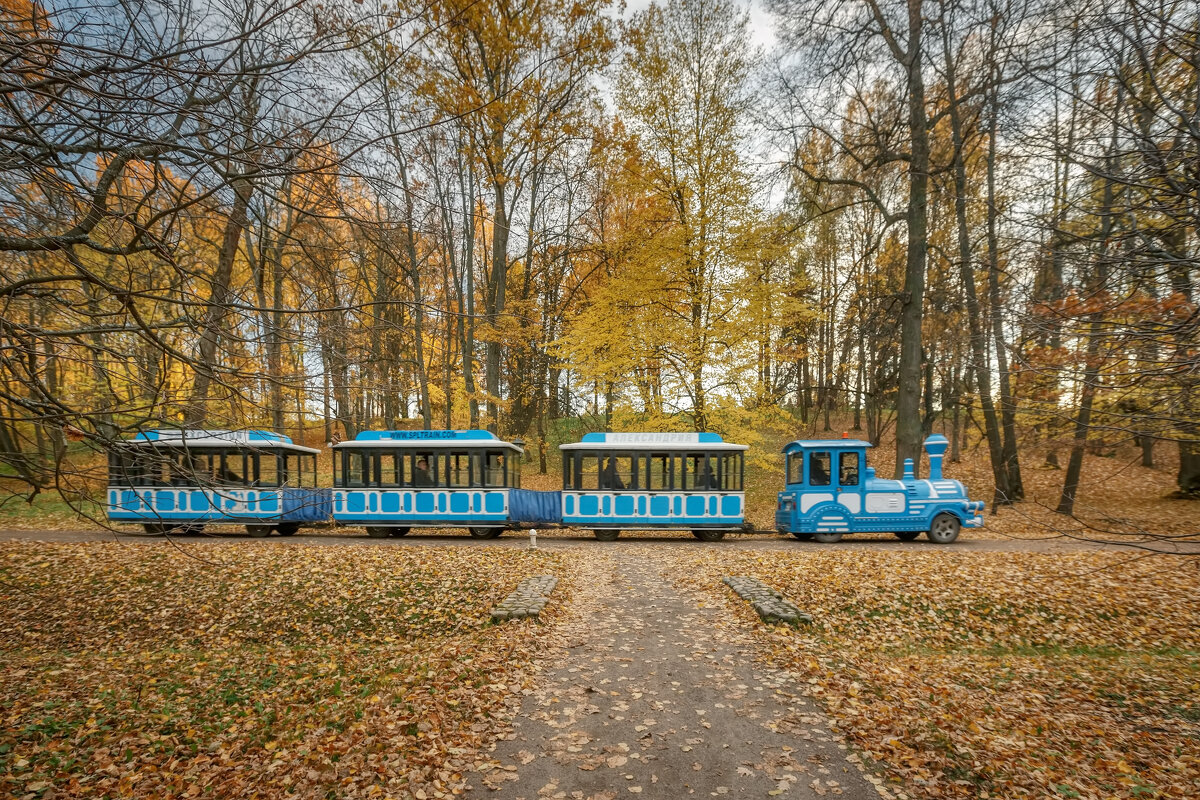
1;0;1198;521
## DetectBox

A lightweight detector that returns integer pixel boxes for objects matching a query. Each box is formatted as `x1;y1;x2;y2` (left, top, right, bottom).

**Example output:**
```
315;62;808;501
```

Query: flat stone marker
491;575;559;621
723;576;813;625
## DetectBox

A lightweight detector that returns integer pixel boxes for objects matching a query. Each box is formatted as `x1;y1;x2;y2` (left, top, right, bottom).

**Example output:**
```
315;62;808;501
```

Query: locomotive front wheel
927;513;961;544
276;523;300;536
790;531;813;541
142;523;178;535
366;526;391;538
594;529;620;542
469;527;502;539
894;531;920;542
692;529;726;542
390;527;411;537
246;524;273;538
812;532;844;544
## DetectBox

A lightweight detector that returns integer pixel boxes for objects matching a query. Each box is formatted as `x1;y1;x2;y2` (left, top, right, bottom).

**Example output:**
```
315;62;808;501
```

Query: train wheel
390;527;411;537
894;531;920;541
366;526;391;538
276;523;300;536
926;513;961;544
246;525;273;538
594;529;619;542
142;523;177;535
790;531;813;541
812;532;844;544
469;527;502;539
692;529;726;542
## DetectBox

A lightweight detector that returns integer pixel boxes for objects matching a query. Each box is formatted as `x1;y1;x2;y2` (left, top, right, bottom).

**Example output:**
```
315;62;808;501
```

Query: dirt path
466;551;881;800
1;527;1196;554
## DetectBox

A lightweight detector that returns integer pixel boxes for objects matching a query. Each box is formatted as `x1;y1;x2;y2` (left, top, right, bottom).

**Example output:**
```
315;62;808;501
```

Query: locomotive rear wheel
790;531;813;541
246;524;273;538
142;523;178;535
692;529;726;542
389;527;411;537
594;529;620;542
276;523;300;536
812;532;844;544
894;531;920;542
468;527;502;539
926;513;961;544
365;526;391;538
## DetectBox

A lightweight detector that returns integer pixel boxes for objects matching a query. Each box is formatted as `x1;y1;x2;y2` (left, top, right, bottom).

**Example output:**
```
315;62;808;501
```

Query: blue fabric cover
281;488;333;522
509;489;562;524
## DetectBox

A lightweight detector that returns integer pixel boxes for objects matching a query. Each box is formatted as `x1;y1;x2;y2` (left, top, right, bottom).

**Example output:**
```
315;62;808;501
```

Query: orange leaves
672;549;1200;800
0;542;568;798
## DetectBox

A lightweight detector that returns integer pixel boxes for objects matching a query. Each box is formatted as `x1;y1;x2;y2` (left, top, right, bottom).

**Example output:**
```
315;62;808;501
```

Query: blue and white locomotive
775;433;984;543
331;429;559;538
559;432;747;541
106;429;331;536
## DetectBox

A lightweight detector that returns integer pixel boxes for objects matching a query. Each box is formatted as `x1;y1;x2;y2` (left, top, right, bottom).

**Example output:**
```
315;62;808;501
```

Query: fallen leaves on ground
672;549;1200;800
0;542;566;798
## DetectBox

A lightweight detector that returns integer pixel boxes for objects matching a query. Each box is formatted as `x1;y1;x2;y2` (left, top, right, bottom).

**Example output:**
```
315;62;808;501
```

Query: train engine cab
332;429;552;539
560;432;747;542
775;434;984;544
106;429;329;537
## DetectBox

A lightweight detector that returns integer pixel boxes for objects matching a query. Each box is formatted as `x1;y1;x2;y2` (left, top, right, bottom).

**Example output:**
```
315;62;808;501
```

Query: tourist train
105;428;983;543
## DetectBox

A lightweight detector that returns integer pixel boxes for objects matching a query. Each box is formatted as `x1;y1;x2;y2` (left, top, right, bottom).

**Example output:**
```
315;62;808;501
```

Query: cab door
834;450;863;514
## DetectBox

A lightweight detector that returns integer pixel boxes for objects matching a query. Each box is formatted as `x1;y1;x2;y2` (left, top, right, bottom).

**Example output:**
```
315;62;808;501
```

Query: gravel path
466;552;881;800
1;527;1196;553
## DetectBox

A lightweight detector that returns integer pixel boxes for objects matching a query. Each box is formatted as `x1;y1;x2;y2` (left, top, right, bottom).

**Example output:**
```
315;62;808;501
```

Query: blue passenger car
106;429;330;536
559;432;747;541
331;430;556;538
774;434;984;543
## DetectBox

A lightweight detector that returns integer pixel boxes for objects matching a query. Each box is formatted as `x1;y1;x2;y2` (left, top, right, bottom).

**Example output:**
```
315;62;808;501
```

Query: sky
621;0;778;51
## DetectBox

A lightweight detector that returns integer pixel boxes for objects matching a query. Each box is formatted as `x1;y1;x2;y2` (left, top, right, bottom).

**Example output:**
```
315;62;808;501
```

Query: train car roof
119;429;321;454
782;439;873;453
560;432;748;451
333;429;523;452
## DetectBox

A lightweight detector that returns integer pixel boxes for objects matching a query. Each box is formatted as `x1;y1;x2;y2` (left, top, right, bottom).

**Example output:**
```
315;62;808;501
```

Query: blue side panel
650;496;669;516
509;490;563;524
416;493;434;512
686;495;704;516
485;493;504;514
580;495;599;516
722;495;740;516
615;495;634;516
450;493;469;514
348;493;365;513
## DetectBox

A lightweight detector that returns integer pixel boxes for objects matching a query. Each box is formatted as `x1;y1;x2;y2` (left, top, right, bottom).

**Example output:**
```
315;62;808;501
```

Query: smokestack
924;434;949;481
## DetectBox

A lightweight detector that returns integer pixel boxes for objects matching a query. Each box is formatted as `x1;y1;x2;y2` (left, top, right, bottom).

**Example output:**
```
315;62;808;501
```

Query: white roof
120;429;320;455
561;432;747;452
334;439;523;453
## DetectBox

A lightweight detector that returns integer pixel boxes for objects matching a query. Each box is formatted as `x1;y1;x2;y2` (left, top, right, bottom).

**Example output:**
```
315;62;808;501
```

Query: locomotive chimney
923;435;949;481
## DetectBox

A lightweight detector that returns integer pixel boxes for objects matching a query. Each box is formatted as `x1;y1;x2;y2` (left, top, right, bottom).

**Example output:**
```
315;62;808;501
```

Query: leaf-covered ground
671;549;1200;799
0;542;567;799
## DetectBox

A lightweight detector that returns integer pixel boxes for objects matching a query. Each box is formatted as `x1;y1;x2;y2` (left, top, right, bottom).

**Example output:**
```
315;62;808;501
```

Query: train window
218;452;247;486
809;452;832;486
256;452;280;487
597;453;631;490
683;453;717;491
787;453;803;485
721;453;742;490
482;450;507;487
511;452;521;488
174;453;206;486
838;452;860;486
644;453;670;490
303;454;318;486
345;451;368;487
579;455;602;490
378;452;404;487
411;452;439;487
282;453;302;486
446;452;472;487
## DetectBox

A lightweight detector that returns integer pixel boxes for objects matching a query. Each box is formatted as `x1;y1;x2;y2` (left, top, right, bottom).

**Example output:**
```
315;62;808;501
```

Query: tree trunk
185;176;252;426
